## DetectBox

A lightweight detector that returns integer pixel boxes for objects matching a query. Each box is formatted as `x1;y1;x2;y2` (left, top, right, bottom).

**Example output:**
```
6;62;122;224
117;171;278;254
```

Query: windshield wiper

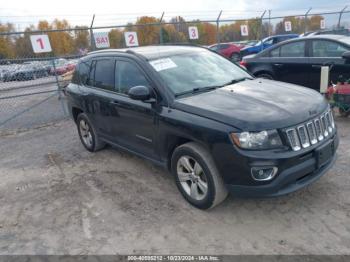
175;86;219;97
222;77;253;87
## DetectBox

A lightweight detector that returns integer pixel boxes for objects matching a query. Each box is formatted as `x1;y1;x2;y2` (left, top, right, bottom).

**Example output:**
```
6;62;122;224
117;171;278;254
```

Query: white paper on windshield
150;58;177;71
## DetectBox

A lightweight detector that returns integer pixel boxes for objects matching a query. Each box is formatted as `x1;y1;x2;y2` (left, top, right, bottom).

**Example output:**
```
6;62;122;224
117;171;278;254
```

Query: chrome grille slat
286;128;301;151
286;109;335;151
306;122;317;145
297;125;310;148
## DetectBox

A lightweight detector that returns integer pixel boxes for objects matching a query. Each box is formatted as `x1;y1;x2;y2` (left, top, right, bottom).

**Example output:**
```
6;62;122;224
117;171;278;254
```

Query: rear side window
312;40;349;57
78;60;91;85
93;59;115;91
280;41;305;57
116;60;150;95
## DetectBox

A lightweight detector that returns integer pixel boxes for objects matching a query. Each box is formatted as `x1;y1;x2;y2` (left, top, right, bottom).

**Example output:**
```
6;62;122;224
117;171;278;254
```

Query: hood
173;79;328;131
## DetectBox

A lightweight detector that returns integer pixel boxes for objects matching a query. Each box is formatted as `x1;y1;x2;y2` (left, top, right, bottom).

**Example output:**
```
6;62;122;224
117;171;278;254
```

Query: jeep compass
66;45;338;209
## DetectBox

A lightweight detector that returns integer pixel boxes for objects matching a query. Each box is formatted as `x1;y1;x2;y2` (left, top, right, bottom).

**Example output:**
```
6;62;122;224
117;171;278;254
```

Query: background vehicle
241;35;350;90
66;46;338;210
209;43;241;61
302;29;350;37
3;63;49;81
240;34;299;57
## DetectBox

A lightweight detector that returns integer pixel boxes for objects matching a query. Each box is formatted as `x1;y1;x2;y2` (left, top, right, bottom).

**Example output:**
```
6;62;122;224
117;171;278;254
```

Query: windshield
149;50;251;96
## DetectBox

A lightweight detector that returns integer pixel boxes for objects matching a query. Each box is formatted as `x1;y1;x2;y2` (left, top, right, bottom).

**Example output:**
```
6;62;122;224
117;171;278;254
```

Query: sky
0;0;349;30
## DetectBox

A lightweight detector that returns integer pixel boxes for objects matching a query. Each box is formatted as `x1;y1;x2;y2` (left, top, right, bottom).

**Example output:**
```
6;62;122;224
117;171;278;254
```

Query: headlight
230;130;283;150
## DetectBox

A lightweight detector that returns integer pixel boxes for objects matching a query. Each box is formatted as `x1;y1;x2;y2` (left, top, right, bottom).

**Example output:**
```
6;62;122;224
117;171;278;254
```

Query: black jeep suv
66;45;338;209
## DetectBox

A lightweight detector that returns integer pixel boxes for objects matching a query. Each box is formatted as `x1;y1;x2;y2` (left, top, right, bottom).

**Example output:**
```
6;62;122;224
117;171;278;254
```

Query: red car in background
208;43;241;61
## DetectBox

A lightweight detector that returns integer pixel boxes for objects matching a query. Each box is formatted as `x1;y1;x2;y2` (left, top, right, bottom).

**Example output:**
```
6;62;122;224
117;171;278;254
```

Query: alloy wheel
79;119;93;148
176;156;208;201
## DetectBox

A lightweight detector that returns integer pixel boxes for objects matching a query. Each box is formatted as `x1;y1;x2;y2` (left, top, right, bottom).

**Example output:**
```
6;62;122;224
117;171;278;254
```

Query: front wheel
171;142;228;209
339;108;350;117
77;113;105;152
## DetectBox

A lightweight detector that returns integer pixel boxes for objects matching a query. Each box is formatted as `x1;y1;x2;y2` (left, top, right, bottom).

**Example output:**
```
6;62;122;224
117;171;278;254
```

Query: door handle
274;63;283;67
110;100;120;105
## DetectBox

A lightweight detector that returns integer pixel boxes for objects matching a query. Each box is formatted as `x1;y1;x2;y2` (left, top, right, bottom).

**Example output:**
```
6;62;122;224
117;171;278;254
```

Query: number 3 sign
124;32;139;47
188;26;199;40
30;35;52;53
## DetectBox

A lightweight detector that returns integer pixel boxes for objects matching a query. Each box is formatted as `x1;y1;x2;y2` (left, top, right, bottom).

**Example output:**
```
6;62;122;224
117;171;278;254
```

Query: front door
108;58;159;159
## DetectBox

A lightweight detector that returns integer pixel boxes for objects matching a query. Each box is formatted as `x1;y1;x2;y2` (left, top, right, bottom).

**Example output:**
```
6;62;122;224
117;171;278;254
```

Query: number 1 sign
124;32;139;47
30;35;52;53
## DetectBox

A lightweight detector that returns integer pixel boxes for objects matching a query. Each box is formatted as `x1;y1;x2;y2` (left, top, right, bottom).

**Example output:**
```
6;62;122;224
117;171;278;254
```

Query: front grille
285;109;335;151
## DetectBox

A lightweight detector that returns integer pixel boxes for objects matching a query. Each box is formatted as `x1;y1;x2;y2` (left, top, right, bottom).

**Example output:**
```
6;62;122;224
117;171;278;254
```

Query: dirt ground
0;116;349;255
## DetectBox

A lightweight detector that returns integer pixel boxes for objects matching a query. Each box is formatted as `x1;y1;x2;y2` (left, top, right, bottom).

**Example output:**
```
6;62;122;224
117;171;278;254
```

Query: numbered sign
188;26;199;40
285;21;292;32
30;35;52;53
124;32;139;47
320;19;326;30
93;32;110;48
240;25;249;36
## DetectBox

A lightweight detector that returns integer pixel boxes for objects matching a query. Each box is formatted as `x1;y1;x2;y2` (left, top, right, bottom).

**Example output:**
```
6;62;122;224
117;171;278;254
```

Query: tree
48;19;74;55
135;16;159;45
74;26;90;51
0;23;15;59
109;29;124;48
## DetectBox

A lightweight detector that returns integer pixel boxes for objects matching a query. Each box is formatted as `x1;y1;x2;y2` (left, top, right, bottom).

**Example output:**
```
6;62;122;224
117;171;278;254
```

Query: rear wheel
77;113;106;152
256;73;274;80
339;108;350;117
171;142;228;209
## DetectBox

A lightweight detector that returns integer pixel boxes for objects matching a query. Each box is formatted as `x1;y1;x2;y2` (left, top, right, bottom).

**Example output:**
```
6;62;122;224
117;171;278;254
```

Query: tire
339;108;350;117
256;73;274;80
230;53;241;62
77;113;106;152
171;142;228;209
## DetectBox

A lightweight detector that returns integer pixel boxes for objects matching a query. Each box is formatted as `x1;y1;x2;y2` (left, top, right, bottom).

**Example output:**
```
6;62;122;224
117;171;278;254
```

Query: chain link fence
0;7;350;131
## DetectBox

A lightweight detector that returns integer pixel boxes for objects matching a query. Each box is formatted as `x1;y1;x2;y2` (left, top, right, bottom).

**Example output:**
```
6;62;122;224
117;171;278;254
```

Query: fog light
251;167;278;181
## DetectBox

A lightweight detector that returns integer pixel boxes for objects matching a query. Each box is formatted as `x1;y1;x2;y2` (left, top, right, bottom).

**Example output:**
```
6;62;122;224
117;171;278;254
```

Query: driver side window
115;60;150;95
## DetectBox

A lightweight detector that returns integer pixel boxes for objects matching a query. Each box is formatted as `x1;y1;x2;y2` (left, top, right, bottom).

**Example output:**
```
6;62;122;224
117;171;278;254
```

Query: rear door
308;39;350;90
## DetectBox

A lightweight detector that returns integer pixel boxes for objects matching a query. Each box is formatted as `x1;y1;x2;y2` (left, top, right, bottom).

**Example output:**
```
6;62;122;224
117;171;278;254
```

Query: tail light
239;61;247;68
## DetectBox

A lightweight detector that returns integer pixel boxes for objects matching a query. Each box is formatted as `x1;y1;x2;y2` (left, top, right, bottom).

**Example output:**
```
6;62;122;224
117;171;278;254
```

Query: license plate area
316;139;335;168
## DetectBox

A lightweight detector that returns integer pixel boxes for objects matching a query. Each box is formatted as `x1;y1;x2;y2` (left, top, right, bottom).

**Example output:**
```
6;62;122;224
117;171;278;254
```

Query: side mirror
342;51;350;60
128;85;151;101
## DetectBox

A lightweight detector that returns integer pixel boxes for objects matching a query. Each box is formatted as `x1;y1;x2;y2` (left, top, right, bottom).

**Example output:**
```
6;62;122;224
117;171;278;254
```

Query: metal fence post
304;8;312;34
90;14;95;51
159;12;165;44
338;6;348;29
216;10;222;44
268;10;271;36
260;10;266;52
51;58;67;115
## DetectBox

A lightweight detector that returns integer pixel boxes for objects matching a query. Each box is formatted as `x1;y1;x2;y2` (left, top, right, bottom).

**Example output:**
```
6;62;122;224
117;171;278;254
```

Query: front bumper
225;134;338;198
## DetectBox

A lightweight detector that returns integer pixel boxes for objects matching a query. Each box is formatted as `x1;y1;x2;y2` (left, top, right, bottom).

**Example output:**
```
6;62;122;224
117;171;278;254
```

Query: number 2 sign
124;32;139;47
188;26;199;40
30;35;52;53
